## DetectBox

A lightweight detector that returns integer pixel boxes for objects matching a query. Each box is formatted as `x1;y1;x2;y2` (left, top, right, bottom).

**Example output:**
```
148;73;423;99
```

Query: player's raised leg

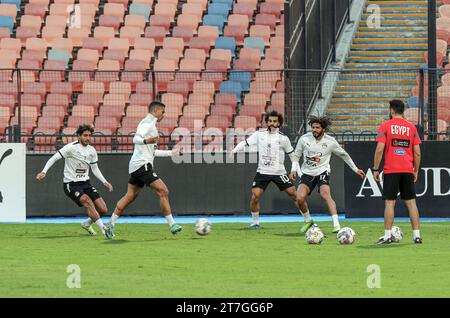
297;184;314;234
250;187;264;228
79;194;111;239
404;199;422;243
149;179;182;234
319;185;340;233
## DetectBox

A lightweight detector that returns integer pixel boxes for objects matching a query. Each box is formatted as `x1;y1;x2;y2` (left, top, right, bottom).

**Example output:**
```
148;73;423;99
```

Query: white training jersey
293;133;358;176
129;113;159;174
57;141;99;183
246;129;295;175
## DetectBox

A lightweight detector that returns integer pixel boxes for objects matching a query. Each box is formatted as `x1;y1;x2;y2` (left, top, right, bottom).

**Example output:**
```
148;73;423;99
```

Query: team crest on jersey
322;144;328;149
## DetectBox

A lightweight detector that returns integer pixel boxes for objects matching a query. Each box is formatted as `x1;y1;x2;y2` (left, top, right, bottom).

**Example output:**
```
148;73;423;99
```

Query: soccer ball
195;218;212;236
305;225;324;244
336;227;356;244
391;226;403;242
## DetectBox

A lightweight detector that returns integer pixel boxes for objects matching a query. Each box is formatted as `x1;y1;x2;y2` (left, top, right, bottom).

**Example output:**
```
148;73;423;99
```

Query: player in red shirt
373;100;422;244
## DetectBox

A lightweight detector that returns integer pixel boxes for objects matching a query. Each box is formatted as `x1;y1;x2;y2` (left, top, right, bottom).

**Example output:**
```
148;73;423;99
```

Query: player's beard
313;131;324;140
268;125;278;132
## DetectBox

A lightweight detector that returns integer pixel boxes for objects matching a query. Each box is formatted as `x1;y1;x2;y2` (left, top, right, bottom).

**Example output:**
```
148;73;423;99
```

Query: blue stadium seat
212;0;233;11
220;80;242;103
0;16;14;33
1;0;21;11
208;3;229;19
129;3;151;22
203;14;226;35
215;37;236;57
229;71;251;92
407;96;419;108
244;37;265;56
48;49;71;67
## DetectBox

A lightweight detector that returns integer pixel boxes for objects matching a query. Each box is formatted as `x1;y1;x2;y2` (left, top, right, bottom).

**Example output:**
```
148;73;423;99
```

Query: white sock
301;210;311;223
251;211;260;225
95;219;106;235
82;218;93;226
413;230;421;239
110;213;119;225
165;214;175;226
332;214;340;227
384;229;392;240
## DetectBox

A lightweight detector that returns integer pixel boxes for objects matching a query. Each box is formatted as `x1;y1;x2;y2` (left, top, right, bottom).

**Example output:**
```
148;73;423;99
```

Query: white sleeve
331;140;358;172
283;136;297;165
133;122;152;145
155;150;172;157
90;163;107;184
41;152;63;173
291;138;304;172
232;132;258;153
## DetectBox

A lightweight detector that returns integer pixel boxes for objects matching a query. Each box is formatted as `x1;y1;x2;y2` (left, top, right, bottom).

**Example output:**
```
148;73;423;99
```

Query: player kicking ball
230;111;301;228
107;101;181;236
291;117;365;234
36;125;114;239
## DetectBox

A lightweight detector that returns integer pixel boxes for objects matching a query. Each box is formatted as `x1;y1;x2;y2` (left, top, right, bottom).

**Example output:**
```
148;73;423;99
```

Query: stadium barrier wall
344;141;450;217
26;153;345;217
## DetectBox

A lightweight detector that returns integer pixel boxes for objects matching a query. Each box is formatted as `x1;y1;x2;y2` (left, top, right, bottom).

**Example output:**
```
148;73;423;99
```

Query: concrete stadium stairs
326;0;430;133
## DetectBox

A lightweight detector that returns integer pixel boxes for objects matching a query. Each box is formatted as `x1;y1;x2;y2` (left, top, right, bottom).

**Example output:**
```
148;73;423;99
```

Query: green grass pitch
0;222;449;297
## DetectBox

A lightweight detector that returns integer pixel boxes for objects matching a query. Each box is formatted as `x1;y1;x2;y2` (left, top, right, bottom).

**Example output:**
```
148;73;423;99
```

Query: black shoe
376;236;393;245
414;237;423;244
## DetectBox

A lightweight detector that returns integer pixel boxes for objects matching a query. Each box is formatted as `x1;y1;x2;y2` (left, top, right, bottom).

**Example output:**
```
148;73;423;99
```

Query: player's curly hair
264;110;284;127
308;116;332;130
76;124;94;136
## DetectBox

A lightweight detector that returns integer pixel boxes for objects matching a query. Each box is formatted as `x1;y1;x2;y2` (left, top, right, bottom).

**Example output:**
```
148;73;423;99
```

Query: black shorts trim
63;181;101;207
300;171;330;195
129;163;160;188
252;173;294;191
382;173;416;200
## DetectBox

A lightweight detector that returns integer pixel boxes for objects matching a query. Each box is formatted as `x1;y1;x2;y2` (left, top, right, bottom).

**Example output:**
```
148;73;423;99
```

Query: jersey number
280;175;290;183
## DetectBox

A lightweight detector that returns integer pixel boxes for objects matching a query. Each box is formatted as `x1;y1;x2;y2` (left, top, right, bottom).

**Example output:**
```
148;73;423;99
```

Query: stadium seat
233;3;255;19
129;3;151;22
234;115;258;130
208;3;230;18
210;104;235;121
229;71;251;91
198;25;220;46
0;16;14;33
214;36;236;57
173;26;194;43
244;37;265;56
215;93;237;108
149;15;171;34
47;49;71;68
189;37;211;55
145;26;166;46
203;14;226;35
129;93;152;106
220;81;242;103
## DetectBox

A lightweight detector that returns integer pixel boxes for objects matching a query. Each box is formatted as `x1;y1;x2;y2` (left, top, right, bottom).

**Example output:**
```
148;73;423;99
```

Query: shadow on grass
356;243;404;249
38;235;87;239
102;239;129;244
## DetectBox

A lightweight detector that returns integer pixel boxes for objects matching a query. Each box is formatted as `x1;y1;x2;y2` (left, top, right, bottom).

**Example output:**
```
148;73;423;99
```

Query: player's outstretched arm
36;152;62;180
332;141;364;178
91;163;113;192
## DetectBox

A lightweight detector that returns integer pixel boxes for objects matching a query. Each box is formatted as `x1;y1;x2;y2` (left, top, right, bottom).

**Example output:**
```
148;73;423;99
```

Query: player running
230;111;301;228
291;117;365;234
373;99;422;244
107;101;181;236
36;124;114;239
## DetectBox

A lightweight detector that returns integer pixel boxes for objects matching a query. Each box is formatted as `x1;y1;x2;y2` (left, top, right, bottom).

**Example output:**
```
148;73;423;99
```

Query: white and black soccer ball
195;218;212;236
391;226;403;242
305;225;324;244
336;227;356;244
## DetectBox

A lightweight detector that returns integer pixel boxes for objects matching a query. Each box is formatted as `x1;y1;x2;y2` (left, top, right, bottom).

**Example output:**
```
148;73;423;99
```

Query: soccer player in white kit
231;111;301;228
36;125;114;239
107;101;182;236
291;117;365;234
